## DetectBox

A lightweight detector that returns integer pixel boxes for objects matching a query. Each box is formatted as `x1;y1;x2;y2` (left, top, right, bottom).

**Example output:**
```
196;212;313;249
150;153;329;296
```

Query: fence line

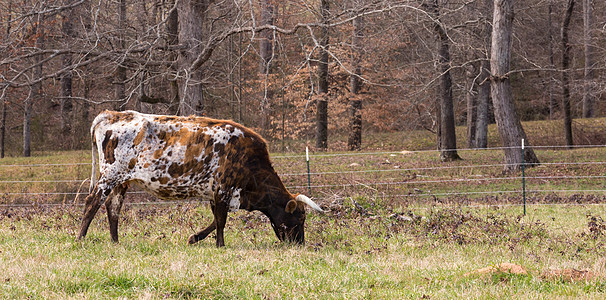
281;161;606;177
285;175;606;190
1;145;606;209
0;180;86;184
403;202;606;211
4;188;606;199
3;173;603;189
0;163;89;168
385;189;606;199
272;144;606;159
2;161;606;183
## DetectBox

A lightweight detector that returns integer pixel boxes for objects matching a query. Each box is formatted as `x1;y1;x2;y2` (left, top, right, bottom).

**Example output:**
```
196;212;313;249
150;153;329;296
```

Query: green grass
1;203;605;298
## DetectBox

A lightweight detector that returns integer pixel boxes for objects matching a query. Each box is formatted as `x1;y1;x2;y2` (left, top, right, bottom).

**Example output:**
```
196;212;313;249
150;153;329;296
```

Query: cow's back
92;110;275;203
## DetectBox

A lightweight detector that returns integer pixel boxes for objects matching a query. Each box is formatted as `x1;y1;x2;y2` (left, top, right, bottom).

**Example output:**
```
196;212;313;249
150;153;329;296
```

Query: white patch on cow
209;125;244;146
229;188;241;212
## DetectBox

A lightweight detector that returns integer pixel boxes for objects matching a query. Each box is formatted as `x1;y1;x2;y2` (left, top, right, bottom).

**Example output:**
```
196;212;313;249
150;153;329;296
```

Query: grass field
1;119;606;298
1;202;606;298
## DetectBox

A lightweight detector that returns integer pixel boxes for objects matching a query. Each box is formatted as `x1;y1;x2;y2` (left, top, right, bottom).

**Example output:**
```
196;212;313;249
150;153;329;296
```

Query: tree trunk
0;99;6;158
432;0;460;162
348;15;363;151
465;63;476;148
582;0;594;118
475;58;490;149
490;0;539;171
60;5;74;142
259;0;276;137
25;17;45;157
166;0;180;114
24;92;33;157
1;1;11;158
474;0;492;149
114;0;127;111
316;0;329;150
561;0;575;147
259;0;275;74
177;0;210;116
547;3;557;119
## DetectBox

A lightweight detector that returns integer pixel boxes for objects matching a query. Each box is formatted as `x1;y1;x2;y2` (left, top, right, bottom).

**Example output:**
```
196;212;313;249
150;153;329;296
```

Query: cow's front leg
213;201;229;247
77;187;105;240
105;184;127;243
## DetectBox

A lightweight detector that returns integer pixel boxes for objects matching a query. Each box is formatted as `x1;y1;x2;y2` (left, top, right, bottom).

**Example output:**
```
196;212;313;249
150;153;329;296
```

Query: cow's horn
296;194;324;213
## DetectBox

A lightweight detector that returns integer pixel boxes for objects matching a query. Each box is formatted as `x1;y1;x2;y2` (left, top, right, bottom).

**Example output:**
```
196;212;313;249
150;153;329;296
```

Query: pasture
2;120;606;298
2;199;606;298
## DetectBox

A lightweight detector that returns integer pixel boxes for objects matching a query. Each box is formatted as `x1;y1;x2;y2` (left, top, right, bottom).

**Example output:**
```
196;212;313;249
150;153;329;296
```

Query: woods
0;0;604;165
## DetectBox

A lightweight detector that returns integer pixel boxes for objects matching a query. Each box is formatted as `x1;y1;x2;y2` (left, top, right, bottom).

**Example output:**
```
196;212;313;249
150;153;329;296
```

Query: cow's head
269;194;323;244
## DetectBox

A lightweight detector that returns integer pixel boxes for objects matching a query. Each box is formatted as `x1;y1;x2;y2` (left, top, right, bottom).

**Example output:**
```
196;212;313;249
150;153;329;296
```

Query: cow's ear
285;200;297;214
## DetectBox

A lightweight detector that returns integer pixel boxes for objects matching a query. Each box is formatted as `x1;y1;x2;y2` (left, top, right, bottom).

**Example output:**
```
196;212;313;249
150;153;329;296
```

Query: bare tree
490;0;539;171
113;0;127;111
547;1;557;119
259;0;275;74
561;0;575;147
465;63;476;148
1;0;12;158
177;0;212;116
431;0;460;161
348;13;363;151
316;0;329;150
24;10;47;157
582;0;594;118
60;1;75;141
259;0;276;136
474;0;492;149
166;0;180;113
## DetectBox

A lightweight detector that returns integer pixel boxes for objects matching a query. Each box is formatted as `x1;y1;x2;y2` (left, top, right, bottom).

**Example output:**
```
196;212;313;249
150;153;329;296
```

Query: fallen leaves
464;263;528;278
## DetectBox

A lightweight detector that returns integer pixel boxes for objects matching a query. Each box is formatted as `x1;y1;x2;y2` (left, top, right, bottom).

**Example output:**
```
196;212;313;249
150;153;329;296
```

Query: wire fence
1;145;605;210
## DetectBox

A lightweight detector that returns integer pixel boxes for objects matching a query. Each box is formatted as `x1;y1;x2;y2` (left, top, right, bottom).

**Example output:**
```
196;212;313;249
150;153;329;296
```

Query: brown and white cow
77;110;323;247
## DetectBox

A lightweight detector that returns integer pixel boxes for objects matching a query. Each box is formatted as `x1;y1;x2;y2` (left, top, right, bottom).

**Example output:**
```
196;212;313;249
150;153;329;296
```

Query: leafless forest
0;0;604;165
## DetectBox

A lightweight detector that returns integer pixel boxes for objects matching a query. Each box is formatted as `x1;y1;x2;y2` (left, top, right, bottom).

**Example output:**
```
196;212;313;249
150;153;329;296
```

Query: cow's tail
89;138;99;193
88;113;106;193
296;194;324;213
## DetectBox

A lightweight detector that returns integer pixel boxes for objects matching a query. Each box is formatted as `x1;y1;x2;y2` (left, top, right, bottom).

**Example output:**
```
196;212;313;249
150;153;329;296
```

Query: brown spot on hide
185;144;204;162
106;111;135;124
133;125;146;146
158;177;169;185
168;163;184;178
128;158;137;169
102;130;119;164
153;149;164;159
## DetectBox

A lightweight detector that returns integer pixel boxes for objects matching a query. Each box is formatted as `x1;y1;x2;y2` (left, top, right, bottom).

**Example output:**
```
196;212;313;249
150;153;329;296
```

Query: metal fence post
522;139;526;215
306;146;312;196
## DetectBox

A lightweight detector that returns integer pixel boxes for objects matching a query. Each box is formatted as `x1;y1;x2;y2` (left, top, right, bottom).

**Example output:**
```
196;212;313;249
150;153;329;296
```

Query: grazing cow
77;110;323;247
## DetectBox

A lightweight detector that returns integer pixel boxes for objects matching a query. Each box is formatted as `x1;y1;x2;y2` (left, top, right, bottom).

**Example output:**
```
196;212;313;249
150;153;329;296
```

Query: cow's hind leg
188;219;217;245
188;200;218;245
77;186;105;240
105;183;127;243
